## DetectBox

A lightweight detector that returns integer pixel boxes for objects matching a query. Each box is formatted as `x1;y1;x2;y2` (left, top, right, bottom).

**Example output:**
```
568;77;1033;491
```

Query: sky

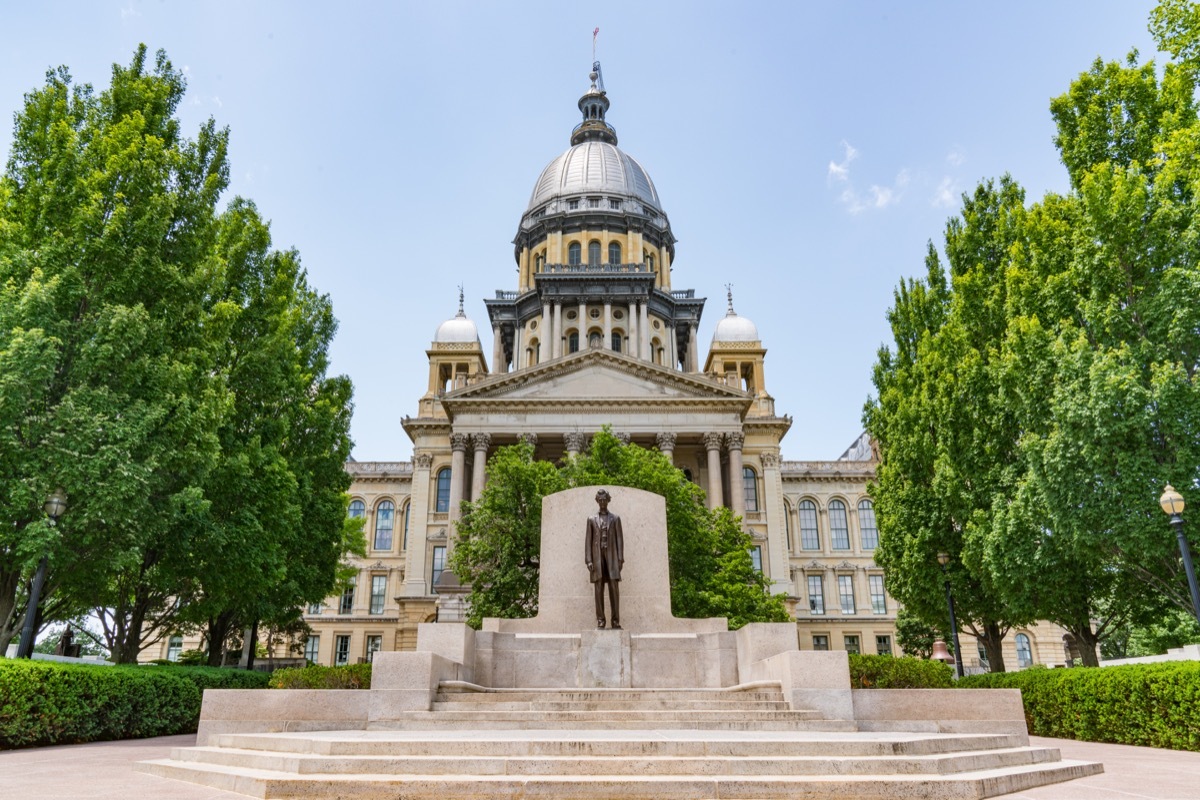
0;1;1164;461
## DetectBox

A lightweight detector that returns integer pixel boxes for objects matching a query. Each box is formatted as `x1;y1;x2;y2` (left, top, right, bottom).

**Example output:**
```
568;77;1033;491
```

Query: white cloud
932;176;958;208
827;140;858;183
121;1;140;19
946;148;966;167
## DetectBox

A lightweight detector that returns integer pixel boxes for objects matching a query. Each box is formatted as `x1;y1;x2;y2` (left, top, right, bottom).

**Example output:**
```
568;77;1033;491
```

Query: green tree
894;606;950;660
450;429;788;630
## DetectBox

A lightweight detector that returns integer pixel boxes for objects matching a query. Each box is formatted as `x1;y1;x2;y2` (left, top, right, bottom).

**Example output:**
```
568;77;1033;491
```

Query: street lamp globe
43;487;68;522
937;552;951;567
1160;485;1185;517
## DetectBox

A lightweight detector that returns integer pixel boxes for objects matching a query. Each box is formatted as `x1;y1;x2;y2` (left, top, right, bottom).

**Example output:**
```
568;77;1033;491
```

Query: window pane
812;635;829;651
742;467;759;512
799;501;819;550
875;635;892;656
403;502;410;551
307;601;322;615
348;499;365;519
431;546;446;594
167;635;183;662
749;546;762;573
569;332;579;353
608;242;621;264
334;635;350;666
588;241;601;265
611;331;622;352
366;635;382;663
869;575;887;614
844;635;860;655
339;578;355;614
838;575;856;614
830;500;850;549
784;504;792;550
370;575;387;614
568;242;581;265
1016;633;1033;668
435;468;452;513
977;640;990;670
858;500;878;549
374;501;394;550
304;635;320;664
807;575;825;614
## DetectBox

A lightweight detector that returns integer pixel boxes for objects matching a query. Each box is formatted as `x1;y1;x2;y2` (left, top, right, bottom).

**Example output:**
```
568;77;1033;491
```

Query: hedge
958;662;1200;751
269;663;372;689
0;660;268;749
848;654;954;688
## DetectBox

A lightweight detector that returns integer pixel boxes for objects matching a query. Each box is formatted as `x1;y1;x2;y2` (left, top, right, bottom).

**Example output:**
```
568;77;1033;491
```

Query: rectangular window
339;578;356;614
749;546;763;573
609;199;621;209
366;635;382;662
307;602;322;615
807;575;825;615
812;635;829;651
875;635;892;656
588;197;600;208
167;635;183;662
568;199;580;210
830;503;851;550
370;575;387;615
304;636;320;664
844;635;861;655
431;546;446;594
334;634;350;666
838;575;856;615
858;501;879;549
869;575;887;614
743;468;759;512
799;502;820;550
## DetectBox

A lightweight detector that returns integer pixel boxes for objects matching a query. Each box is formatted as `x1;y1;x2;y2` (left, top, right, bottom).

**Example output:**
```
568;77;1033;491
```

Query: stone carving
450;432;471;452
471;432;491;452
345;461;414;475
585;489;624;630
725;431;745;451
563;431;586;453
702;431;724;451
655;431;677;452
414;453;434;469
760;452;781;468
518;432;539;447
614;432;631;445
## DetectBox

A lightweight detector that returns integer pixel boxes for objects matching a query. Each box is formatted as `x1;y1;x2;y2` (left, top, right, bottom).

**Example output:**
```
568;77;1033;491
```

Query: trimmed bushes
848;654;954;688
269;663;372;689
0;660;269;749
959;662;1200;751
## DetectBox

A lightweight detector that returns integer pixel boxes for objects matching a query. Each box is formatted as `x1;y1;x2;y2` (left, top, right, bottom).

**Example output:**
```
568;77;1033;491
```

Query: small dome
711;286;759;344
434;290;480;344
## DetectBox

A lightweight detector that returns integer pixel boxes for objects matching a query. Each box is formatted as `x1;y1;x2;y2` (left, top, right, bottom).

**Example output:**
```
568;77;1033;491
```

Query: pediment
446;349;748;403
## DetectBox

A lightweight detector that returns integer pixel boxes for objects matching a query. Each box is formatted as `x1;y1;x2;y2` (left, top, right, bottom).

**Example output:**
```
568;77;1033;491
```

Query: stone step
436;688;786;703
136;757;1105;799
367;717;857;732
390;709;826;723
213;731;1028;758
430;699;793;712
172;743;1062;777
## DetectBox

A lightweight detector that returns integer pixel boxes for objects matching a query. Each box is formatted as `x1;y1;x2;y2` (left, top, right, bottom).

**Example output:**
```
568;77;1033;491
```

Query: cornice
781;460;875;481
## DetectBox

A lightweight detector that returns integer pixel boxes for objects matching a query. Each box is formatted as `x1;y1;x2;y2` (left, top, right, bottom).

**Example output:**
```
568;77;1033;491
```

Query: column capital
471;432;491;453
655;431;677;452
518;432;538;447
761;451;781;469
414;452;434;470
449;432;471;452
563;431;586;453
615;432;632;445
703;431;724;451
725;431;745;451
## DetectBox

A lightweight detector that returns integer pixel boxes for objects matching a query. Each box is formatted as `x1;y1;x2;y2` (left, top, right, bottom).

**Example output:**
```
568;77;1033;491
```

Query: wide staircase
139;681;1101;799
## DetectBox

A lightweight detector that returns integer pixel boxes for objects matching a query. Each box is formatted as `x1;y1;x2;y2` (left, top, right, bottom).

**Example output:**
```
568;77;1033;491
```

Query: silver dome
711;287;759;344
434;291;481;344
527;141;661;212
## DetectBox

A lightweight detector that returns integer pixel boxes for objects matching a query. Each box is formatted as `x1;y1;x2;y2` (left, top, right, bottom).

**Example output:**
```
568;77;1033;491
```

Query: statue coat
585;510;624;583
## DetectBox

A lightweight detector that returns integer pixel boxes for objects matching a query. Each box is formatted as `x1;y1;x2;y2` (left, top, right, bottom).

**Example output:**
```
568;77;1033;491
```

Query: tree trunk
1067;621;1100;667
205;610;237;667
0;566;22;655
110;598;150;664
980;621;1008;673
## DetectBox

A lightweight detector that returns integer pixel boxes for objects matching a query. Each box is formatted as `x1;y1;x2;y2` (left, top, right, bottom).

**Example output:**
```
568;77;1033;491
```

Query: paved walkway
1;733;1198;799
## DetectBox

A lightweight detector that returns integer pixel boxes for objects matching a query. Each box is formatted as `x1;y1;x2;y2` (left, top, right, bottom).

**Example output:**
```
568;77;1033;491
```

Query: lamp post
17;488;67;659
937;552;964;679
1159;485;1200;624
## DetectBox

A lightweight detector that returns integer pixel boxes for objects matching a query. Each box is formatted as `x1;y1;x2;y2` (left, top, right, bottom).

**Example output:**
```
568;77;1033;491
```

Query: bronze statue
585;489;624;629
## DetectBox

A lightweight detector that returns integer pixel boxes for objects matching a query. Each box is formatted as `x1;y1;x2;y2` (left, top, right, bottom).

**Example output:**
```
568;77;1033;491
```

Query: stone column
552;302;563;359
603;301;612;350
470;433;490;500
761;451;791;595
447;433;470;530
640;302;650;362
703;432;724;510
541;301;552;360
578;299;588;347
688;323;699;372
564;431;586;458
655;431;677;464
514;323;523;369
628;300;639;358
403;452;434;596
491;324;504;374
726;431;746;522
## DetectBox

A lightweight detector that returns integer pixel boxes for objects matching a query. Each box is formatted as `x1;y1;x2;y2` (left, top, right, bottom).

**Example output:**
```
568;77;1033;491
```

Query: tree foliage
450;429;789;630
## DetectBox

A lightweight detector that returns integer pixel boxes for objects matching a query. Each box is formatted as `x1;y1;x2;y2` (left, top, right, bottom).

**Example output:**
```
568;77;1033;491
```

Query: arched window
608;242;621;264
830;500;850;549
647;253;655;271
373;500;394;550
858;499;878;549
402;501;410;551
1016;633;1033;668
435;467;452;513
527;338;539;366
588;331;602;348
783;502;792;551
348;499;365;519
799;500;819;550
568;332;579;353
568;242;581;266
588;240;601;266
611;331;622;352
742;467;759;512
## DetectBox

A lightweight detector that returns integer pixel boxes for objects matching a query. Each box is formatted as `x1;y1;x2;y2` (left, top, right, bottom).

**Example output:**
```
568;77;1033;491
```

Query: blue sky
1;1;1162;461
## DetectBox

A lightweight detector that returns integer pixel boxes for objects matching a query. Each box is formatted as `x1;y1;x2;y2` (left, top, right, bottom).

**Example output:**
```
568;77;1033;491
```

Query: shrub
164;665;270;691
848;654;954;688
958;662;1200;751
269;663;372;689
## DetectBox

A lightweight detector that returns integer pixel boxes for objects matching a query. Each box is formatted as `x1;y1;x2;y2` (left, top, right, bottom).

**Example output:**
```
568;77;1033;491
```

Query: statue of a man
585;489;624;629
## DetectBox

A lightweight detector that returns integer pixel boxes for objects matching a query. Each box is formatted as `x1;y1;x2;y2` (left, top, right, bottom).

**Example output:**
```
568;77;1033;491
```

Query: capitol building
155;65;1068;672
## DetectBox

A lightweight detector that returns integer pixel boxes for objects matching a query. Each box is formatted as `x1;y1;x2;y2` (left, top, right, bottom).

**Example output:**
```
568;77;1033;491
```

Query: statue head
595;489;611;508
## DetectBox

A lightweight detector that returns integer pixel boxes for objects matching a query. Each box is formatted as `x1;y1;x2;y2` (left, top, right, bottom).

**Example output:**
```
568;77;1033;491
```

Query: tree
894;606;950;660
450;429;789;630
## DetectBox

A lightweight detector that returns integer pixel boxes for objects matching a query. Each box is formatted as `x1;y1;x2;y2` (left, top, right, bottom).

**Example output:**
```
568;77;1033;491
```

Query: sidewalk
1;733;1198;799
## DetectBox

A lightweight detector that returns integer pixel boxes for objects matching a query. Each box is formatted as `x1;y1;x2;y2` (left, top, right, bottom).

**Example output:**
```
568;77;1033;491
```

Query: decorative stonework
519;432;539;447
760;452;781;469
563;431;587;452
702;431;724;451
346;461;413;475
471;432;492;452
414;453;434;469
615;432;631;445
655;432;677;452
725;431;745;451
450;432;471;452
